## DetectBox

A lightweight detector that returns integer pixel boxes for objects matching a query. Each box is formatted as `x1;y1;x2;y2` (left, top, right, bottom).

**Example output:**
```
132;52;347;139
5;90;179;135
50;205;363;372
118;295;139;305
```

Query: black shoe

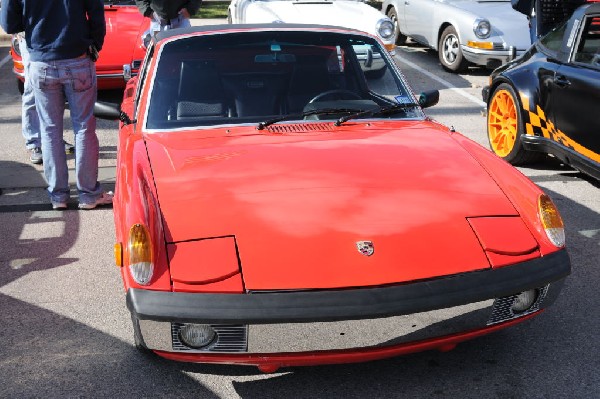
64;141;75;154
29;147;43;164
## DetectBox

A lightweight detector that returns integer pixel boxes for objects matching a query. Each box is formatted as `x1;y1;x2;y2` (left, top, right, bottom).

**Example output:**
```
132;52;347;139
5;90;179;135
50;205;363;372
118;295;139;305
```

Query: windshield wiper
334;102;421;126
257;108;365;130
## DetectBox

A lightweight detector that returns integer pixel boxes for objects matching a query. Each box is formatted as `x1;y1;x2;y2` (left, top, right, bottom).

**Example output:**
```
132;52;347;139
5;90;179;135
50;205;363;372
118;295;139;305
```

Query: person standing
16;33;75;165
512;0;588;43
1;0;113;210
135;0;203;33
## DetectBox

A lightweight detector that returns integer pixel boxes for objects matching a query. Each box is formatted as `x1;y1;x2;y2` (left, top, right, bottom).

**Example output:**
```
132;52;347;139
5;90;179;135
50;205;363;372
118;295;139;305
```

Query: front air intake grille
266;123;334;133
487;285;549;325
171;323;248;352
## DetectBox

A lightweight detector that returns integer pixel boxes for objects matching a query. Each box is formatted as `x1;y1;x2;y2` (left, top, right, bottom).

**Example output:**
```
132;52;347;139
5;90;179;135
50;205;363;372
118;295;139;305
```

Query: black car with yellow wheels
482;2;600;180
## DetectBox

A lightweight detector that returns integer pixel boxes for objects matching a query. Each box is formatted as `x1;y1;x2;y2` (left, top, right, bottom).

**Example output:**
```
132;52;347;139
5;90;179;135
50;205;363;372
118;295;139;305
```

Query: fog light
511;289;538;314
179;324;216;349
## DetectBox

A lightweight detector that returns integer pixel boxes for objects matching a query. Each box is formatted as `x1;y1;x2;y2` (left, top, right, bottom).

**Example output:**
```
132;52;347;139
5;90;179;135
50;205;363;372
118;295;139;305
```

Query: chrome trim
247;299;494;353
97;73;128;79
123;64;132;81
138;299;493;353
96;72;139;81
461;46;526;66
135;281;565;354
172;324;248;352
487;285;549;325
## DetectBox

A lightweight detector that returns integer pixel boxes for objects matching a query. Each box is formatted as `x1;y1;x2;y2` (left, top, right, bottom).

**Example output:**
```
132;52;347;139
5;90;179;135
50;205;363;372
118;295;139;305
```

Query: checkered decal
519;93;600;162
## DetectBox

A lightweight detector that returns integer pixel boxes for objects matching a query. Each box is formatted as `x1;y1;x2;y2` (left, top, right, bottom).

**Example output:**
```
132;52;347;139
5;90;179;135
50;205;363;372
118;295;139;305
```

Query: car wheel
438;25;469;72
487;83;542;165
17;79;24;95
386;7;407;45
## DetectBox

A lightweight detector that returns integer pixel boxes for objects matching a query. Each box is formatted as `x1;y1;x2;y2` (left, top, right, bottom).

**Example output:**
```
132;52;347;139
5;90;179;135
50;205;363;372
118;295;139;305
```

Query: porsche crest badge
356;241;374;256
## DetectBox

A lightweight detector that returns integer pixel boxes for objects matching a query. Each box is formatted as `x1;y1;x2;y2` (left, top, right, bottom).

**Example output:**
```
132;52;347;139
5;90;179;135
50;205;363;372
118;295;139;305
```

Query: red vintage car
9;0;149;93
95;24;570;373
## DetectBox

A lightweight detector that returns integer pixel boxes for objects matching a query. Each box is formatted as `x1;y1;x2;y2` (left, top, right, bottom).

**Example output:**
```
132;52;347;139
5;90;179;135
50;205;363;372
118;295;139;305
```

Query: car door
403;0;436;46
550;15;600;160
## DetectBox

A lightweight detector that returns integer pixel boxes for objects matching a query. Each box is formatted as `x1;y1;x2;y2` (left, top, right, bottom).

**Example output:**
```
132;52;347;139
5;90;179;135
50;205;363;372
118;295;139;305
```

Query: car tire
17;79;24;95
438;25;469;72
487;83;542;165
386;7;407;45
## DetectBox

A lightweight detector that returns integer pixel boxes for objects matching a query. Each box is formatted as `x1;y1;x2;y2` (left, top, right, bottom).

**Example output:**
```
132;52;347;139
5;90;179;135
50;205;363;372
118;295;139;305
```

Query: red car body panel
95;4;149;89
143;122;527;290
451;134;563;256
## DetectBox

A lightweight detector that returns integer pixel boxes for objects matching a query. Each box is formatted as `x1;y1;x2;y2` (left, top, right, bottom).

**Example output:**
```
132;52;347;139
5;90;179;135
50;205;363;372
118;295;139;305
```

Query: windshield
146;30;418;130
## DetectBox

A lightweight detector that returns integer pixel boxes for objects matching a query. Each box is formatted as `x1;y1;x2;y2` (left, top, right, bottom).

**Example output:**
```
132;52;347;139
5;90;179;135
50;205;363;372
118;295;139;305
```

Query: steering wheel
308;89;362;103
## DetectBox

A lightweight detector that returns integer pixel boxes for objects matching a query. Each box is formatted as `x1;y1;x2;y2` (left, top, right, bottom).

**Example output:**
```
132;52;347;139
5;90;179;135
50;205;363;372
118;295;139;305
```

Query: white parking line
395;54;486;108
0;53;11;69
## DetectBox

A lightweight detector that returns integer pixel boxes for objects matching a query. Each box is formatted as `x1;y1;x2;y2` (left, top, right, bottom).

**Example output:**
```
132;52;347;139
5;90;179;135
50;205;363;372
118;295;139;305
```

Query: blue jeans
29;56;103;204
18;35;41;150
150;12;191;33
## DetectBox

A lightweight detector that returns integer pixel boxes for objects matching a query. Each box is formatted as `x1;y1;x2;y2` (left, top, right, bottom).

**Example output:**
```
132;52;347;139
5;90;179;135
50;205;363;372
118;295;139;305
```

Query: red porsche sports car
95;24;570;372
9;0;149;93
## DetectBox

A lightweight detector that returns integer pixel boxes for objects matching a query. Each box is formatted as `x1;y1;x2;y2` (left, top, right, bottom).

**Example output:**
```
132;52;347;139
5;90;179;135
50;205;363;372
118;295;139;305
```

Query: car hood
145;121;520;290
445;0;530;49
97;5;146;71
245;0;388;41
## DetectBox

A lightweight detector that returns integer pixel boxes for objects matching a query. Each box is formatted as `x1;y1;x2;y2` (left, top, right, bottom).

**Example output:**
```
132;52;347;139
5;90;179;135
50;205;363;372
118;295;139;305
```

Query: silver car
381;0;530;72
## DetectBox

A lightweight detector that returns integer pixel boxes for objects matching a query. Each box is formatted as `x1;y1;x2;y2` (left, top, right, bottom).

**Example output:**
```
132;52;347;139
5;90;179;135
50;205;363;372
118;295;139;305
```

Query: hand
180;8;191;19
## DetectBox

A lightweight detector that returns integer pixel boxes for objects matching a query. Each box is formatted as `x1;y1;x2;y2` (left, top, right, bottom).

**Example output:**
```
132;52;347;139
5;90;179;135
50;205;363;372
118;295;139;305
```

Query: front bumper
462;46;524;68
482;85;491;103
128;250;569;355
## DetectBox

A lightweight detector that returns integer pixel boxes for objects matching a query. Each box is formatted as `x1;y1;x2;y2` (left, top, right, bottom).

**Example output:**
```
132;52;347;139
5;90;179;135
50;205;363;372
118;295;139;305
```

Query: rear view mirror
255;53;297;63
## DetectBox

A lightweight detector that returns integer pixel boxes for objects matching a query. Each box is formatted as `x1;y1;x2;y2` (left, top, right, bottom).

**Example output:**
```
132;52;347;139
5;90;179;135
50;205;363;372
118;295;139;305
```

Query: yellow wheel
488;88;517;157
487;83;540;165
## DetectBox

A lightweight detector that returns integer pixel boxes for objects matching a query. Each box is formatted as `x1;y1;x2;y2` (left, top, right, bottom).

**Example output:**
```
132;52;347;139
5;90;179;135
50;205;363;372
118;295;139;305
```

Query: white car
228;0;396;48
381;0;530;72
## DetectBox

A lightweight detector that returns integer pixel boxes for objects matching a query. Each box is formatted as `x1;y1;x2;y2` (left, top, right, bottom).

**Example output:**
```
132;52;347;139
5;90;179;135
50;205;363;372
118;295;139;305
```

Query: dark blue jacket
0;0;105;62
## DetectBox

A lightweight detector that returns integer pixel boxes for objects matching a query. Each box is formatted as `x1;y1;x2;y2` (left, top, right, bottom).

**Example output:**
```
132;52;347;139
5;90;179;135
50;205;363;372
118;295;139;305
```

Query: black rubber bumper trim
521;135;600;180
127;249;570;324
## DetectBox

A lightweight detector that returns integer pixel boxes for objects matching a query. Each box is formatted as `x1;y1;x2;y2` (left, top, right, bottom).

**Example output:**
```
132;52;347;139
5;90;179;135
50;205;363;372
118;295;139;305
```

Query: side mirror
94;101;136;125
94;101;122;121
418;90;439;109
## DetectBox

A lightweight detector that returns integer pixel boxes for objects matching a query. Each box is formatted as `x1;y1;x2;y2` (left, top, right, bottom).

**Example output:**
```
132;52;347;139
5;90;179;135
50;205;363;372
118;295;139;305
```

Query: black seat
176;60;228;119
221;72;289;117
286;61;333;113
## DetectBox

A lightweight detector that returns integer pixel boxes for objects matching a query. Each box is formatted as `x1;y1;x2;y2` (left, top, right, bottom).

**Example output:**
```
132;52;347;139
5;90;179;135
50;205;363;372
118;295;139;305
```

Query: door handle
554;74;571;87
